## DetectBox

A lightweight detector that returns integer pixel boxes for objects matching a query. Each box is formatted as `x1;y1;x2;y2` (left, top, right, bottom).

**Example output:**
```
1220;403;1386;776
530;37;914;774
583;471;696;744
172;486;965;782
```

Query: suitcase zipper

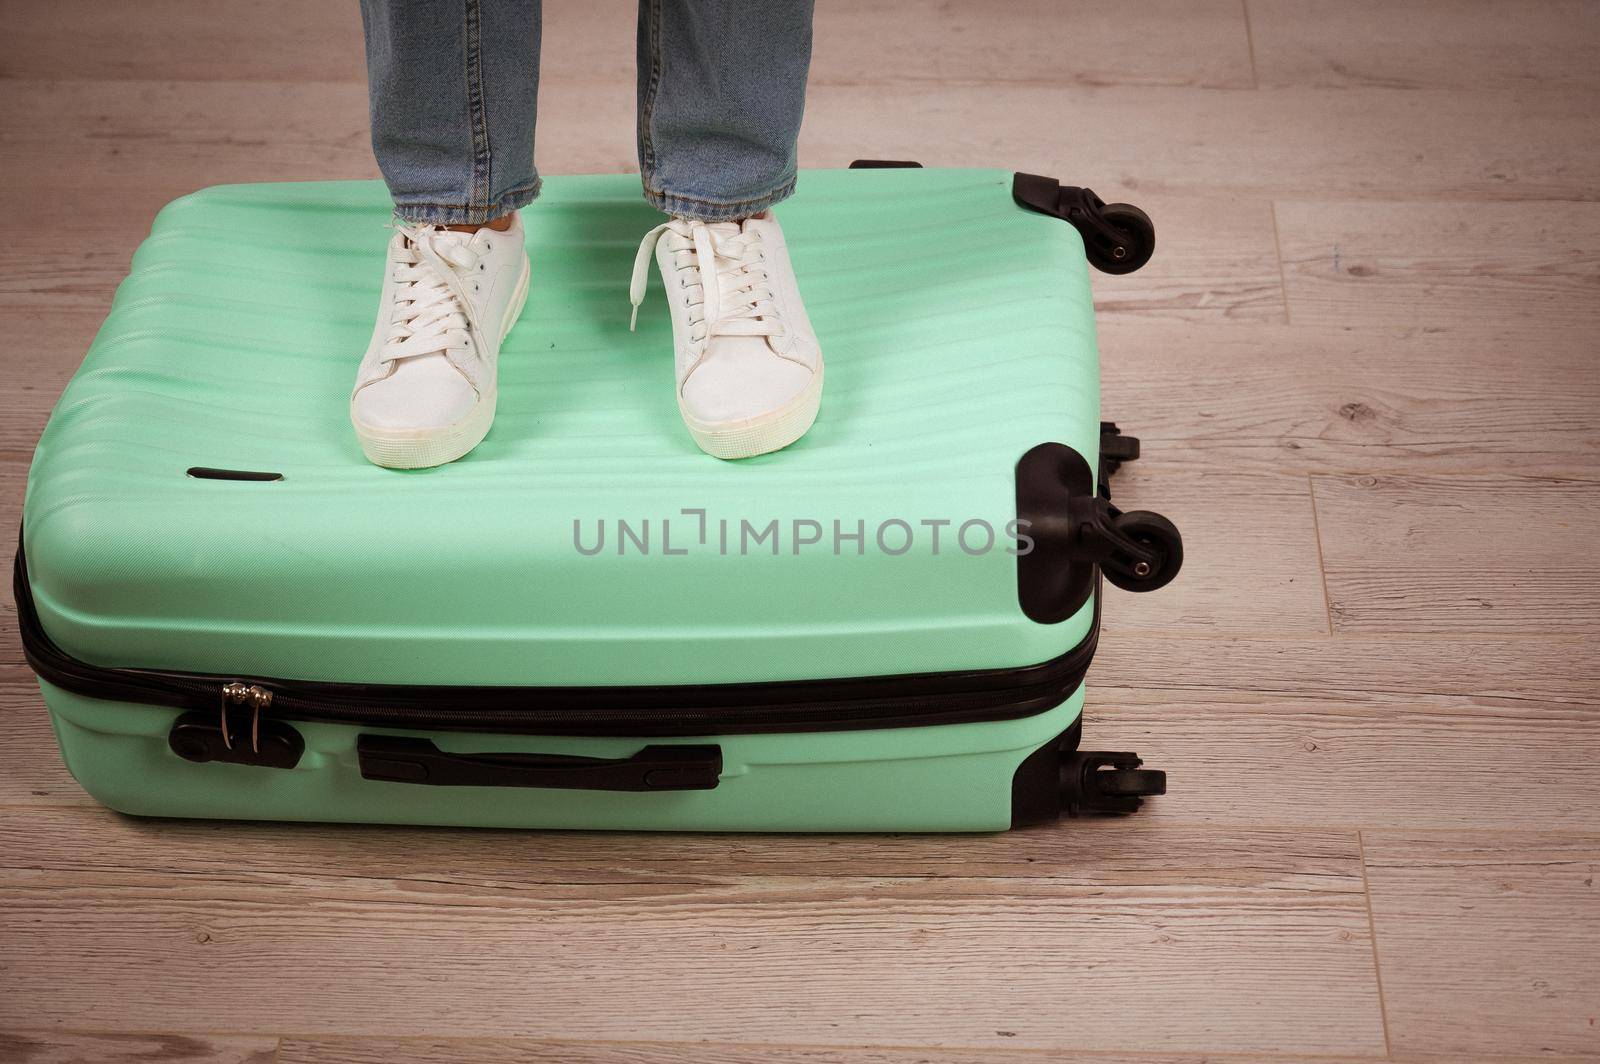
219;682;273;751
16;545;1097;737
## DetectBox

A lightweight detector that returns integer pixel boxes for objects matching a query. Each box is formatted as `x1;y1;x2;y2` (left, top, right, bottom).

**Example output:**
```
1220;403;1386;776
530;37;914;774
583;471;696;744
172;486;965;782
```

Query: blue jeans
359;0;814;224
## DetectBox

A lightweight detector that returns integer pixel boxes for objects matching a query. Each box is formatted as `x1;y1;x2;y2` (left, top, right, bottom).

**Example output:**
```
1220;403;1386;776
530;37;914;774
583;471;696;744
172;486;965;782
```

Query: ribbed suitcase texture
20;167;1172;831
26;168;1101;684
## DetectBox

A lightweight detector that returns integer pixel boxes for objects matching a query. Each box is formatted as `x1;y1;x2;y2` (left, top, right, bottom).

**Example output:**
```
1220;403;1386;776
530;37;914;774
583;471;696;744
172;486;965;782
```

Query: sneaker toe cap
680;340;816;426
352;359;480;432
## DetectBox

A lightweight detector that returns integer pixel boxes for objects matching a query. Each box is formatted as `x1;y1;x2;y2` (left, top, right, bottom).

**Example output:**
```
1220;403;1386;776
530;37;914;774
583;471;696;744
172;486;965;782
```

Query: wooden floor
2;1;1599;1060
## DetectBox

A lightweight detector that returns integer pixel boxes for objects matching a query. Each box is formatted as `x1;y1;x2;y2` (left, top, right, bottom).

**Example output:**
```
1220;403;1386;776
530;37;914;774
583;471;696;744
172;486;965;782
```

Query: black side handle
1016;442;1099;622
848;159;923;169
357;735;722;791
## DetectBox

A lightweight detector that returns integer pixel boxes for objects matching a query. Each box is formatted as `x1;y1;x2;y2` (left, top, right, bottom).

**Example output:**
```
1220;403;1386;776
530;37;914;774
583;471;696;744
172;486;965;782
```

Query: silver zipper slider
220;682;273;752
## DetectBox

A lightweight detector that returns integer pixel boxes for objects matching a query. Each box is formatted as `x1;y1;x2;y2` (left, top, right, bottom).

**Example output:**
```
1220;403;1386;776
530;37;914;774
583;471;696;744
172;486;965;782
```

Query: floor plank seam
0;1025;1400;1061
1242;0;1261;90
1270;198;1291;322
8;797;1600;838
1093;628;1595;644
1306;473;1336;635
0;860;1372;889
1355;829;1394;1059
1092;684;1600;705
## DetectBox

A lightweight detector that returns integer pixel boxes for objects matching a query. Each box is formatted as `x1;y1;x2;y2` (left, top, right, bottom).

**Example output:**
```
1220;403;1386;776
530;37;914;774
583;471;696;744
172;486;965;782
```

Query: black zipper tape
14;544;1097;737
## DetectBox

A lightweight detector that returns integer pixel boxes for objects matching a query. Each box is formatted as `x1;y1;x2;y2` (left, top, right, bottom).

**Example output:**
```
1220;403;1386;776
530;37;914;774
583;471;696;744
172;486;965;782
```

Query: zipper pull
219;682;273;752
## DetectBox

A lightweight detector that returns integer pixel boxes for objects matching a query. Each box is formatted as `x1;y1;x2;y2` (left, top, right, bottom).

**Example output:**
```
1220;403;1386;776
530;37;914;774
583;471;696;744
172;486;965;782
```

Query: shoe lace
379;222;487;365
628;218;782;360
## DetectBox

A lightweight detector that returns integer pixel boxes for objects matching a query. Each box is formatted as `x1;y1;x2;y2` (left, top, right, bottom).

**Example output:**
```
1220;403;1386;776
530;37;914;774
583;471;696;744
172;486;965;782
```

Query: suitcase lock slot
167;683;304;769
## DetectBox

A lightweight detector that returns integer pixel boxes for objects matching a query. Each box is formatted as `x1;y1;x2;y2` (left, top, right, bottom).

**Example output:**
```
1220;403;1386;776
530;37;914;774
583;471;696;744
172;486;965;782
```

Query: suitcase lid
24;168;1101;687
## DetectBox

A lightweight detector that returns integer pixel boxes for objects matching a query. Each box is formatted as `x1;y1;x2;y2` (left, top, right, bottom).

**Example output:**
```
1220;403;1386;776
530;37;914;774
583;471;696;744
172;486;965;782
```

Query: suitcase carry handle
357;735;722;791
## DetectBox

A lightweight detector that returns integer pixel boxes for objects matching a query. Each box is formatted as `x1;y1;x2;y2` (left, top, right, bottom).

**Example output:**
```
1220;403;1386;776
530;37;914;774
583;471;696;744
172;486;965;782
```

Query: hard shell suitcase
18;164;1182;832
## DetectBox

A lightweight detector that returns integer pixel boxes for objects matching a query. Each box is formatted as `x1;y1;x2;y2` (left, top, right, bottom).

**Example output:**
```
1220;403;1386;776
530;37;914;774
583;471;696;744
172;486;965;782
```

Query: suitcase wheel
1102;510;1183;593
1097;767;1168;798
1061;751;1166;816
1087;203;1154;275
1011;173;1156;275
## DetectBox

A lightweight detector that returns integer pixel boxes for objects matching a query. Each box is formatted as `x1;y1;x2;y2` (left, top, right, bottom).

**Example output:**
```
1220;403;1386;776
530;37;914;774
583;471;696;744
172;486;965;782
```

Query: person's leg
630;0;822;460
361;0;542;225
636;0;814;221
351;0;539;469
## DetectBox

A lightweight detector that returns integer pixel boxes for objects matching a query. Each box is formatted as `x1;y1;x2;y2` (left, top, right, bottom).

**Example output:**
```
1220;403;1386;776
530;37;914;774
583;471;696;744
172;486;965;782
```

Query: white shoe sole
355;255;531;470
679;360;824;461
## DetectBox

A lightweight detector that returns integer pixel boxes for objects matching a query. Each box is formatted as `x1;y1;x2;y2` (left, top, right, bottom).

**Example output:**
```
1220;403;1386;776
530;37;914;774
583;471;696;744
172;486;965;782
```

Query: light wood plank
5;81;1598;207
1089;628;1600;833
0;313;98;465
0;206;150;313
0;817;1384;1055
0;0;1254;90
0;660;98;809
278;1036;1383;1064
1250;0;1600;90
1311;473;1600;634
1098;322;1600;476
0;806;1353;884
0;0;366;82
1277;200;1600;329
0;394;74;472
0;464;24;533
0;1031;277;1064
1363;831;1600;1057
0;81;384;197
817;0;1253;89
0;715;88;809
796;85;1600;201
1091;631;1600;711
1101;469;1330;634
1089;197;1285;322
1085;695;1600;833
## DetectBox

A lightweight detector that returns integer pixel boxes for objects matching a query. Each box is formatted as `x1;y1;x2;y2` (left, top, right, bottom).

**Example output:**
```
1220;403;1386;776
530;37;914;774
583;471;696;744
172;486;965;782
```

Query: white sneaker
629;211;823;460
351;215;531;468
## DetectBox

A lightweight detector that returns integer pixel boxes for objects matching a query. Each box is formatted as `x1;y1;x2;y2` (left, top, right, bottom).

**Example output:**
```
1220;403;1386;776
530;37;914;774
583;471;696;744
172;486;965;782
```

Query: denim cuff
643;173;798;221
391;178;542;226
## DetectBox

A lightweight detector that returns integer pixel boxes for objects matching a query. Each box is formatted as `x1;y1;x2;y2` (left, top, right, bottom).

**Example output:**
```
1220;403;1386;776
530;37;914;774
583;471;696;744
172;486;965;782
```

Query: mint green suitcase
18;165;1181;832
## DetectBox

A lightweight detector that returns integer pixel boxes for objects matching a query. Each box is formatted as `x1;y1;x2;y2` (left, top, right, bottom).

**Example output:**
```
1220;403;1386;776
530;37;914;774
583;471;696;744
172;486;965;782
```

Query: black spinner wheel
1096;767;1168;798
1087;203;1155;275
1103;509;1183;593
